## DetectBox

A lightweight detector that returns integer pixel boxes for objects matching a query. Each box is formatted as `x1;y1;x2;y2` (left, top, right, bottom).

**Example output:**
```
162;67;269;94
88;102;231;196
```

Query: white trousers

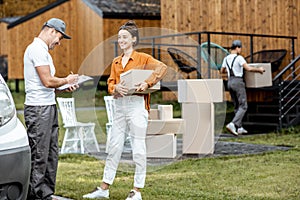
103;95;148;188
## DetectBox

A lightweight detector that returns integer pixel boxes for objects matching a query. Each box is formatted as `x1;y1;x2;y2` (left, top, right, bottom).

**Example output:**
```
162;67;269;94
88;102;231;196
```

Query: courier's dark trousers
24;105;59;200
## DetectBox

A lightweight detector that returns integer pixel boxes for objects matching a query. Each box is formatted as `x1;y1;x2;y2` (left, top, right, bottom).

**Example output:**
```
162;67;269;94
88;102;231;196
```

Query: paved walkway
52;195;73;200
90;133;290;166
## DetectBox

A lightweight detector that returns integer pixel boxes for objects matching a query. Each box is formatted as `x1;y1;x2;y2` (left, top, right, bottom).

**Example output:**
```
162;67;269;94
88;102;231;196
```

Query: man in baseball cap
24;17;77;200
220;39;265;136
44;18;71;39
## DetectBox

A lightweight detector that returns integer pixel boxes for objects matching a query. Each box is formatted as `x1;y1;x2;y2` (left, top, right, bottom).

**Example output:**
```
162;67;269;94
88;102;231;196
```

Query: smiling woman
83;20;167;200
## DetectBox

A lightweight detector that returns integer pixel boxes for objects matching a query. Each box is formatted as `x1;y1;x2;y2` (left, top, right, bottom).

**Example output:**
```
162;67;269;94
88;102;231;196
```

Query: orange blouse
107;50;167;111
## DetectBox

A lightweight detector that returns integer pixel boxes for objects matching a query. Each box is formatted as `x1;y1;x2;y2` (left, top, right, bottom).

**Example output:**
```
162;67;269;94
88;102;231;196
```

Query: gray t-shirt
24;37;56;105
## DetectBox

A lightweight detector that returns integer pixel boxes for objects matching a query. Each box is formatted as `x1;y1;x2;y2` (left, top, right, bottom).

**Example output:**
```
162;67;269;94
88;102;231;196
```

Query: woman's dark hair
119;20;139;46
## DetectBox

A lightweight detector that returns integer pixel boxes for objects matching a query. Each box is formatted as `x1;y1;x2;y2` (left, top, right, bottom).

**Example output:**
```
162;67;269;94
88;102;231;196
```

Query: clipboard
57;75;93;90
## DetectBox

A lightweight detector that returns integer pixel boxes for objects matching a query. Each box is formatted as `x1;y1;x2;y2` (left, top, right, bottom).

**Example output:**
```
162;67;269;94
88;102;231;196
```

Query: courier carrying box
245;63;272;88
120;69;160;95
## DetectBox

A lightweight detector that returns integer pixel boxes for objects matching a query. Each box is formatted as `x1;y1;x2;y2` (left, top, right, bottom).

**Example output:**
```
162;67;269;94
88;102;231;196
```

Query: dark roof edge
0;16;23;24
82;0;103;17
102;13;161;20
7;0;70;29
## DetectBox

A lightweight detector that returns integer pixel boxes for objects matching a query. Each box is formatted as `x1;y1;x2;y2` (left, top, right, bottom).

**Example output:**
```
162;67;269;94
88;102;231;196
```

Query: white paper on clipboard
57;75;93;90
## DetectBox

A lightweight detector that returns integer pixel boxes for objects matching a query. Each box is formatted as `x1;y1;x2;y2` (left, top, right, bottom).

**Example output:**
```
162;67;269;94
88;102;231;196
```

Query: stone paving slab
52;195;73;200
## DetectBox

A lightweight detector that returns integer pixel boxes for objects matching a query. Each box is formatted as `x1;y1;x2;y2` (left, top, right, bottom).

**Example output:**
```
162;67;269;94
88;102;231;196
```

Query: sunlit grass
56;128;300;199
56;144;300;199
221;127;300;149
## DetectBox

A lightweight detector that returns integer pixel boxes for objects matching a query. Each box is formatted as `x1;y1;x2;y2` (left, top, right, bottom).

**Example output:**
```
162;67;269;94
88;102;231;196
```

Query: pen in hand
68;71;79;85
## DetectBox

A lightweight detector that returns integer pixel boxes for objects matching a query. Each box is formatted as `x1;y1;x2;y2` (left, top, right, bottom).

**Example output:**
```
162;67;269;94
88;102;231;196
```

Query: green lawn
56;131;300;200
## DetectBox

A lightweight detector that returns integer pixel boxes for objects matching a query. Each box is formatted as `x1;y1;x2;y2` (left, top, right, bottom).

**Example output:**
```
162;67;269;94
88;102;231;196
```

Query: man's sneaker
83;187;109;199
226;122;238;136
125;190;142;200
238;127;248;134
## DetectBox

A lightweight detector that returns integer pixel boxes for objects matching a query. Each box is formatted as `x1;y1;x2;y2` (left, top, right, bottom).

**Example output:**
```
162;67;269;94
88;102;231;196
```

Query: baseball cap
44;18;71;39
231;40;242;48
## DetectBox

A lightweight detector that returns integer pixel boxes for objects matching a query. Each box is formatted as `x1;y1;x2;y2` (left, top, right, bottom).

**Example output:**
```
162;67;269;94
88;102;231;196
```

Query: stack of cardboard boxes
146;105;184;158
120;69;185;158
178;79;223;155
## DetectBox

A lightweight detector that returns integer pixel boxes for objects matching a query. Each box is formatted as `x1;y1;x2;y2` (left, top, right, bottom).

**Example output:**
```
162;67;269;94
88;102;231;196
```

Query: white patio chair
104;96;131;153
104;96;114;153
56;97;100;154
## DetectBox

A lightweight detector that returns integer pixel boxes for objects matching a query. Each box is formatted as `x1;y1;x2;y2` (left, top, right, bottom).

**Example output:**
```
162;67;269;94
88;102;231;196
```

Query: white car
0;74;30;200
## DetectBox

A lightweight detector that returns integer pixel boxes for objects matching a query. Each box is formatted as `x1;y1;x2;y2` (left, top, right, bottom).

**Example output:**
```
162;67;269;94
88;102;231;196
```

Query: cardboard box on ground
178;79;223;103
178;79;223;155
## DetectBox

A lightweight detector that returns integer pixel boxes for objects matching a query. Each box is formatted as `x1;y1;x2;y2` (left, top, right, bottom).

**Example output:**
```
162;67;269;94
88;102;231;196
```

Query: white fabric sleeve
237;55;247;66
28;46;50;67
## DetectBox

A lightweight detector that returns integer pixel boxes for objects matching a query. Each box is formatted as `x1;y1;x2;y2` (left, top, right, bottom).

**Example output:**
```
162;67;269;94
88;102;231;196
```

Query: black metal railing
273;55;300;129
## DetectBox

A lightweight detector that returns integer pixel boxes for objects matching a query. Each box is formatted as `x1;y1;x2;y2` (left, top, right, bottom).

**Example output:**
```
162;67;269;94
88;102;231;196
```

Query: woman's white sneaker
83;187;109;199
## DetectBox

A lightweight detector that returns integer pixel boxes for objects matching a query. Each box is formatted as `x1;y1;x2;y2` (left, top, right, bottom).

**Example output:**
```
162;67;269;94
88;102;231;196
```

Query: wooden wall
4;0;160;79
6;0;297;81
0;0;56;18
160;0;300;101
69;0;103;77
77;18;160;77
0;22;7;55
7;1;73;79
6;0;102;79
161;0;299;67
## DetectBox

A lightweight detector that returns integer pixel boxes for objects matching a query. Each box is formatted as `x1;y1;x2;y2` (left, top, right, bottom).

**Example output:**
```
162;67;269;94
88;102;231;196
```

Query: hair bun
124;20;137;28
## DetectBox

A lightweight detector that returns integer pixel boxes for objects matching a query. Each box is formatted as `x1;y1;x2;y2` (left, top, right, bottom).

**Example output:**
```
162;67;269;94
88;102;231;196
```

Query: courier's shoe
83;187;109;199
226;122;238;136
125;190;142;200
238;127;248;134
